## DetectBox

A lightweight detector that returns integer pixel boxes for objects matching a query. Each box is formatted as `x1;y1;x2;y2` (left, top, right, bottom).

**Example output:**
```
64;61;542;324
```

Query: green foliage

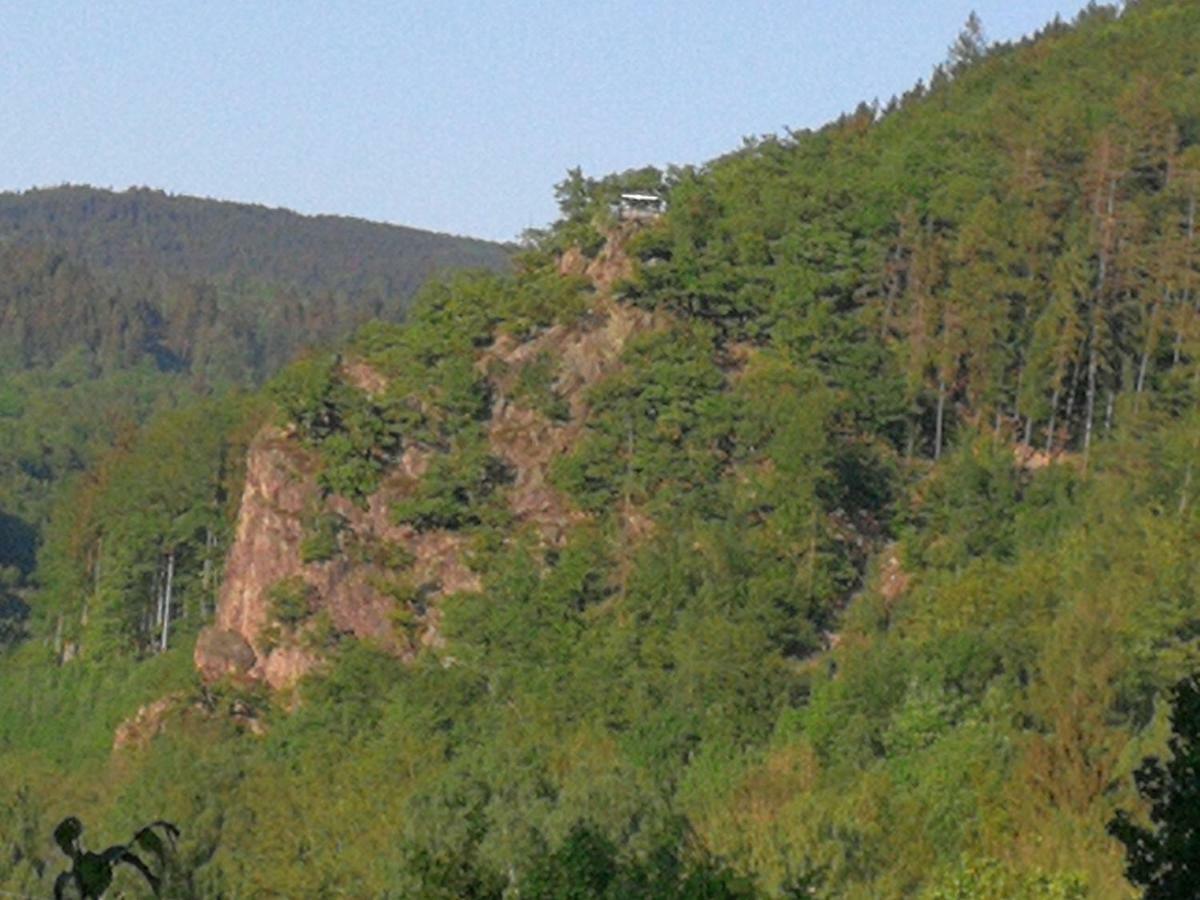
902;436;1022;570
348;533;415;569
499;268;591;339
521;822;759;899
8;4;1200;897
509;352;570;421
1109;674;1200;898
0;185;509;299
552;323;732;514
536;166;667;256
51;816;181;899
392;441;512;532
0;187;507;634
299;510;345;564
269;353;403;501
922;857;1087;899
268;576;314;629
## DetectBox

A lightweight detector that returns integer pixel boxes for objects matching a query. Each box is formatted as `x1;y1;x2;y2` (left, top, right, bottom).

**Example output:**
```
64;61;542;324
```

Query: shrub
268;576;314;628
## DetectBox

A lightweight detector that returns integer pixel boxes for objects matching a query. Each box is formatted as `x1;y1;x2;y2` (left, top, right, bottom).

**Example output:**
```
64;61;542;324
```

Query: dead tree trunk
1045;386;1061;454
1083;322;1099;462
159;551;175;653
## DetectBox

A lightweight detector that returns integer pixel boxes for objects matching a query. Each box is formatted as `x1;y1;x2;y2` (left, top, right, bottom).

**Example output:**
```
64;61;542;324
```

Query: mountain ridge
0;184;511;295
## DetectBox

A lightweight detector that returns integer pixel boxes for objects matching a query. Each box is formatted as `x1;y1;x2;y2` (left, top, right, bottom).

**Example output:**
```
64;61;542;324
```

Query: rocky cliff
197;232;657;689
195;426;481;689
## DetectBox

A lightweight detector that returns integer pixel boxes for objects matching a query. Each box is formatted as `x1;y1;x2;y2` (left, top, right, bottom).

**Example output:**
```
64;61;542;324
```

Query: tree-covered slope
3;2;1200;897
0;185;509;296
0;189;510;638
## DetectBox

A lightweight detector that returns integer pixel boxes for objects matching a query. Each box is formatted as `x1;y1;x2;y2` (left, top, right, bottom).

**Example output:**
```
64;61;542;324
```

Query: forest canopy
3;2;1200;897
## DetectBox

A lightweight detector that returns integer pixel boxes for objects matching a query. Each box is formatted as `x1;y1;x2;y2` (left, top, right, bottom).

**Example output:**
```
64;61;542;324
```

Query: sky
0;1;1095;243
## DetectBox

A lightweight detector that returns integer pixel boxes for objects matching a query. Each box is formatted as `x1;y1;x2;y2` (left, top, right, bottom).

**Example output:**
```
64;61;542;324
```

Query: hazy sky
1;1;1093;242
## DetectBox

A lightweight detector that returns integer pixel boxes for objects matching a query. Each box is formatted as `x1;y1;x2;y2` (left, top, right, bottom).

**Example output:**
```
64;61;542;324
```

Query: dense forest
0;189;510;646
3;1;1200;896
0;186;508;295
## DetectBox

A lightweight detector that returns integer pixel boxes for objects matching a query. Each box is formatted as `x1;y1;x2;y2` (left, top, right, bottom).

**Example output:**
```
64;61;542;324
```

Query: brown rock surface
194;628;257;682
340;357;389;397
481;297;656;545
200;231;661;690
557;246;587;277
201;427;481;690
878;545;910;604
585;226;637;292
113;695;179;751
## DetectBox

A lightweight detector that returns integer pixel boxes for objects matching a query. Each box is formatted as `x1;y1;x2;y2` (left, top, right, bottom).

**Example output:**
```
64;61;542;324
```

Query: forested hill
4;2;1200;898
0;187;509;622
0;185;509;295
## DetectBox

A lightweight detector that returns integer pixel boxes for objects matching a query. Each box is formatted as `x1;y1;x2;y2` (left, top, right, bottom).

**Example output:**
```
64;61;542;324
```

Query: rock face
484;297;655;545
194;628;257;682
197;230;659;691
196;429;480;690
208;432;311;661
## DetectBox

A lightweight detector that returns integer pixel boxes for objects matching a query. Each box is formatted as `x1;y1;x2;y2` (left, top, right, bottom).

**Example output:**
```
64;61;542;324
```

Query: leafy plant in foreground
1109;674;1200;899
51;816;179;899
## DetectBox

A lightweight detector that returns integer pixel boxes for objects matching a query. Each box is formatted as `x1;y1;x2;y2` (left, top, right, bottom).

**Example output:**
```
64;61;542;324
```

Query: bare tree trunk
160;551;175;653
201;526;216;619
1137;340;1151;399
82;538;100;629
152;561;163;630
807;506;817;596
1136;288;1169;407
880;247;903;339
1013;361;1027;431
1045;386;1061;453
202;527;213;589
1082;170;1118;465
1064;358;1084;445
1181;399;1199;517
1104;389;1115;434
1171;194;1190;369
1083;325;1099;463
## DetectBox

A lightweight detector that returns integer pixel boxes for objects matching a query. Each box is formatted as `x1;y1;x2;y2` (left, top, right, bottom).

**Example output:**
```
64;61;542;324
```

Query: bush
299;511;344;564
268;577;314;628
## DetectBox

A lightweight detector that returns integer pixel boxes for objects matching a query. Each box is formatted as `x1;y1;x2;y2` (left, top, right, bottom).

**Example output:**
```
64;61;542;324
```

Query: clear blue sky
0;1;1093;242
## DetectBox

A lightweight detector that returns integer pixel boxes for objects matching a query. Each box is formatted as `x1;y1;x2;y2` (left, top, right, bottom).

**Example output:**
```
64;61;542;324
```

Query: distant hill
0;185;510;296
0;185;512;384
0;186;511;587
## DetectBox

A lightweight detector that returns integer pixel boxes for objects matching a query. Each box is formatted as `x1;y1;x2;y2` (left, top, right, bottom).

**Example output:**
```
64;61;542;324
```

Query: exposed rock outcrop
483;297;656;545
113;695;179;751
198;230;660;691
195;428;479;690
878;545;910;604
194;628;257;682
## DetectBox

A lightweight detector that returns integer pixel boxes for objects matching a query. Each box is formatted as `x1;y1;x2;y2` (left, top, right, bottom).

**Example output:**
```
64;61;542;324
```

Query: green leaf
77;851;114;897
53;816;82;856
